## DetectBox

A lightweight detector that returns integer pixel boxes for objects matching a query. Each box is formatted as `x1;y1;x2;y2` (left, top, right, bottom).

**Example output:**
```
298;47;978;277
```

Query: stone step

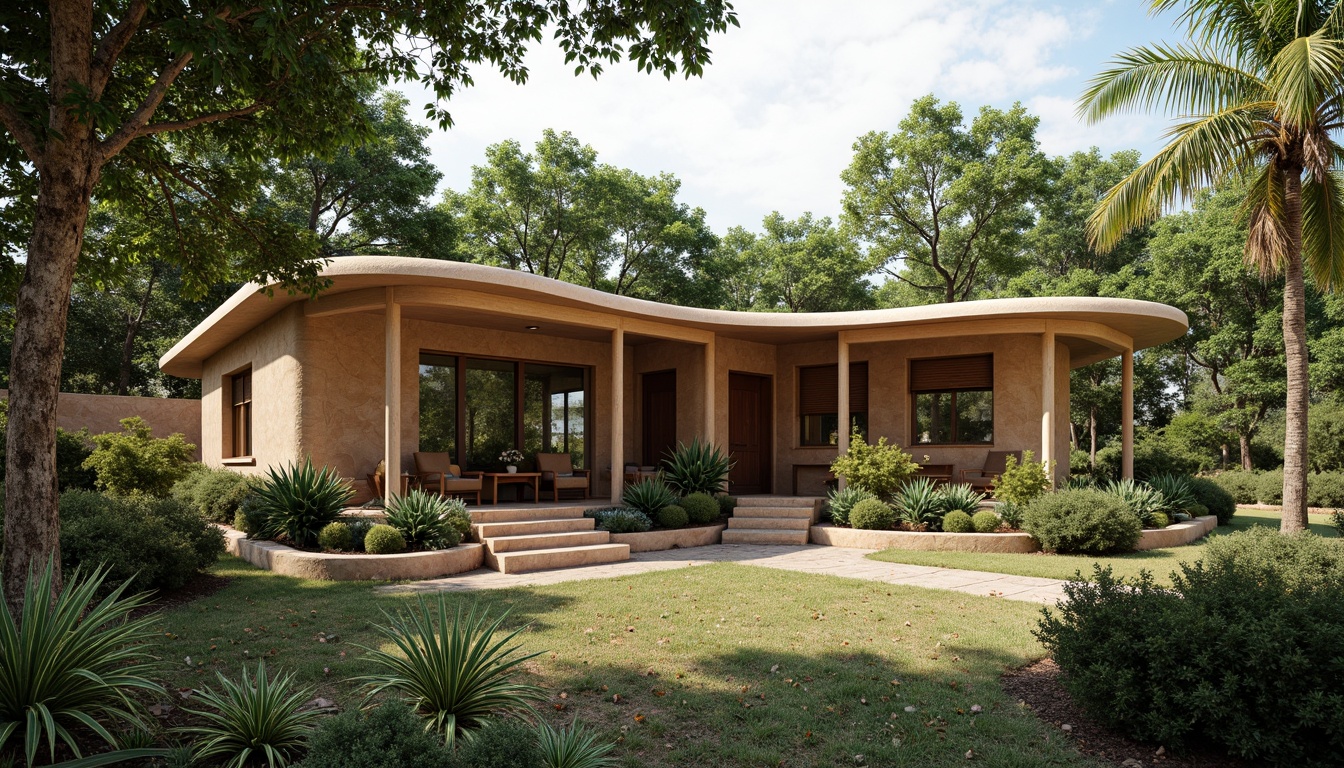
488;543;630;574
727;516;810;530
470;506;587;524
734;505;815;519
736;496;820;508
721;529;810;545
484;529;611;554
473;517;595;539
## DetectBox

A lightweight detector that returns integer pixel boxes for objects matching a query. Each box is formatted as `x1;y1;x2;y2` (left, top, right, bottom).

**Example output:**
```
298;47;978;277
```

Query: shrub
535;720;617;768
1150;511;1170;529
254;457;355;548
1036;529;1344;767
1209;470;1259;504
364;524;407;554
173;466;259;523
680;492;720;524
972;510;1000;533
937;483;985;515
296;702;451;768
1254;468;1285;504
356;599;546;744
1022;489;1141;554
83;416;196;497
349;519;374;551
656;504;689;529
893;477;943;530
385;490;462;550
996;500;1024;529
717;494;737;517
1306;471;1344;509
182;662;325;768
442;497;473;542
622;477;678;517
235;493;269;537
455;720;544;768
993;451;1052;506
318;522;353;551
1333;509;1344;537
826;485;876;526
849;498;896;530
829;432;921;499
60;490;225;593
1188;476;1236;524
1103;478;1167;528
1063;474;1097;490
942;510;974;533
661;438;733;495
585;507;653;534
1145;473;1197;514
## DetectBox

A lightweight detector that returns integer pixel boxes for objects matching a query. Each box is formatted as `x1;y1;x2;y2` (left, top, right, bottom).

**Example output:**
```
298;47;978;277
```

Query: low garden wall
1134;515;1218;551
611;524;725;552
223;529;483;581
810;514;1219;553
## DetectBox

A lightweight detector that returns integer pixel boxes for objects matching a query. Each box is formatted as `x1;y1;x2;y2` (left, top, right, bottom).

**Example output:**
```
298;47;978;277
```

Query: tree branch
91;0;148;100
99;50;195;161
138;102;267;138
0;102;43;167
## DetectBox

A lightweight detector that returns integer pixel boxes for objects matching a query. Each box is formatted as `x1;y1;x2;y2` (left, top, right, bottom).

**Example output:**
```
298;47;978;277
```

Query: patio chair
412;452;483;504
536;453;591;502
960;450;1022;494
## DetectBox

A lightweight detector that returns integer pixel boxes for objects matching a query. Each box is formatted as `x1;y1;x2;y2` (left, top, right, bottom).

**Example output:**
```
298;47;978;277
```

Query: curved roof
159;255;1189;378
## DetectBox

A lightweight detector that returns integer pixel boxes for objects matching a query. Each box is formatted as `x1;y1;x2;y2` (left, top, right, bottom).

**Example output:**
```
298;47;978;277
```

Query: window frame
796;362;868;447
228;368;252;458
908;355;994;446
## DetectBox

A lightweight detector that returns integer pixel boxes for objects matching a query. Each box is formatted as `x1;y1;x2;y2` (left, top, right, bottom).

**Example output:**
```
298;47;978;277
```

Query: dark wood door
642;370;677;466
728;372;772;494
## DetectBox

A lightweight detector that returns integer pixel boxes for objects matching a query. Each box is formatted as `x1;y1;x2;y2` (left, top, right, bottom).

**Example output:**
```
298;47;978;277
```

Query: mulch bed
1002;659;1249;768
130;572;233;619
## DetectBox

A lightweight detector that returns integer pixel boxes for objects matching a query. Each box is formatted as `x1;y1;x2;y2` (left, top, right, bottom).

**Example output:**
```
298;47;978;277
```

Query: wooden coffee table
482;472;540;505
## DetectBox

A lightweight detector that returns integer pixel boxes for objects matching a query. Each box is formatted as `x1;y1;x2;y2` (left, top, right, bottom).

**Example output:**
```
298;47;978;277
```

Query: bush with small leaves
829;432;921;499
972;510;1000;533
849;498;896;530
442;497;473;542
717;494;737;517
1306;471;1344;509
348;519;374;551
1186;476;1235;524
173;466;259;523
826;485;876;526
1151;511;1170;528
1254;468;1285;504
318;522;353;552
1023;489;1141;554
993;451;1052;506
942;510;974;533
680;492;720;524
364;524;407;554
656;504;688;529
1209;470;1258;504
454;720;544;768
235;494;268;538
83;416;197;497
585;507;653;534
295;702;451;768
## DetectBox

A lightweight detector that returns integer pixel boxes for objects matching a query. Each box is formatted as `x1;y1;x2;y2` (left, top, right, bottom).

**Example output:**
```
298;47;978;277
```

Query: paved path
377;544;1068;604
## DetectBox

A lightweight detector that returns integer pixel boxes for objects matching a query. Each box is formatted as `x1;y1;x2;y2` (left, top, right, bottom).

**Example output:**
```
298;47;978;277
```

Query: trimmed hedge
364;524;406;554
849;498;896;530
656;504;689;529
971;510;1000;533
1209;468;1344;510
942;510;973;533
1022;489;1141;554
680;492;720;524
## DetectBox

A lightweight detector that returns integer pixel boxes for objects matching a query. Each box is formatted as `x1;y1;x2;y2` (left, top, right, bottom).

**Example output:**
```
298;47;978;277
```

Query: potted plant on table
499;449;524;473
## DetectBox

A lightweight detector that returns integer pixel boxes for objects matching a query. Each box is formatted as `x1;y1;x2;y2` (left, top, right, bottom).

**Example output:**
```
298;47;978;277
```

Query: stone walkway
376;544;1068;604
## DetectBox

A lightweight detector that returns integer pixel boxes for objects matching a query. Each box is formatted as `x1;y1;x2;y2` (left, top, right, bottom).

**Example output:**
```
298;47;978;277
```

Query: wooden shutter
909;355;992;393
849;362;868;413
798;363;869;414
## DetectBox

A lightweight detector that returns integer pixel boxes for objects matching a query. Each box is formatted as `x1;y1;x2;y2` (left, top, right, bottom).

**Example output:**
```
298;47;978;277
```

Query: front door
728;372;772;494
642;370;677;466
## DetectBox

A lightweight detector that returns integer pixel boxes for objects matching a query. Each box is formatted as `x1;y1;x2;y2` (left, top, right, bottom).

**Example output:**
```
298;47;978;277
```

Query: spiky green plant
1065;474;1098;491
1104;478;1169;528
1147;473;1198;514
385;490;462;550
936;483;986;515
0;561;166;768
826;485;877;526
661;438;734;495
355;598;546;744
255;457;354;548
180;662;325;768
537;720;618;768
621;478;679;517
893;477;943;530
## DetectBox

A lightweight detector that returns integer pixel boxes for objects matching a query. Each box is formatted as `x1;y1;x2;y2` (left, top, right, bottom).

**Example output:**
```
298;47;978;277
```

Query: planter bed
610;523;726;552
222;528;483;581
1133;514;1218;551
810;514;1219;554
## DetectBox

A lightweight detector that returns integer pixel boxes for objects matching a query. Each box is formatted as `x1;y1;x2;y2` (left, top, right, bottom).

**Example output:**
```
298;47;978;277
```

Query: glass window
465;358;516;470
913;391;993;444
418;354;457;458
523;363;586;468
797;363;868;446
230;369;252;457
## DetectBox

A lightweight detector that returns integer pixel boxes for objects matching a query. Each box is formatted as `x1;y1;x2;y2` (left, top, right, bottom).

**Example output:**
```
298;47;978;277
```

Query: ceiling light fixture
525;325;540;331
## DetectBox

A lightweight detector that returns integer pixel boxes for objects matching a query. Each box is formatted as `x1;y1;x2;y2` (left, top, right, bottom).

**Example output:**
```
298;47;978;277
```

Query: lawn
867;508;1340;585
148;558;1099;768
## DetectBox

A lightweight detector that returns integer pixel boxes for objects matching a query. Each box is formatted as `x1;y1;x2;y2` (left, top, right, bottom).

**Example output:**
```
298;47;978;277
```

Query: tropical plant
996;500;1025;529
82;416;196;497
993;451;1053;505
937;483;986;515
536;720;617;768
893;477;944;530
1064;474;1098;490
181;662;326;768
829;432;922;499
1104;478;1169;528
662;438;734;495
826;484;877;526
0;561;165;767
1147;473;1198;514
356;598;546;744
622;478;679;517
385;490;462;550
1080;0;1344;531
254;457;355;548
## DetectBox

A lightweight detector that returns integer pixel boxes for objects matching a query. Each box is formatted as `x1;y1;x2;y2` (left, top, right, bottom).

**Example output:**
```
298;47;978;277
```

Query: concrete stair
721;496;822;545
470;506;630;574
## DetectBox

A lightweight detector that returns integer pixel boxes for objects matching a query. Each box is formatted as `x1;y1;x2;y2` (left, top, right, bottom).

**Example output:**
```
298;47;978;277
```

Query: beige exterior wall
0;389;201;459
629;340;708;465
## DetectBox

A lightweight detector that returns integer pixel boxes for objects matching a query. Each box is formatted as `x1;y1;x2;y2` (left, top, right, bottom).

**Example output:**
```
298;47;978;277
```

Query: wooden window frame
228;368;253;459
909;354;994;446
797;362;868;447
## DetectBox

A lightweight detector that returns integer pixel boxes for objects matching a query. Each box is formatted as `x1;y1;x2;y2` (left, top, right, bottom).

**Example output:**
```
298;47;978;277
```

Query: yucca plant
356;598;546;744
1147;473;1197;515
385;490;462;550
1065;474;1098;491
621;478;679;517
936;483;986;515
537;720;617;768
661;438;734;495
1104;478;1168;528
826;484;877;526
255;457;355;548
180;662;325;768
893;477;944;530
0;560;167;768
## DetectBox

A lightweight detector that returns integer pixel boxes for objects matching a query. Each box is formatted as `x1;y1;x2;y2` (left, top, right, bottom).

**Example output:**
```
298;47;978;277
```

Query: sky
396;1;1182;233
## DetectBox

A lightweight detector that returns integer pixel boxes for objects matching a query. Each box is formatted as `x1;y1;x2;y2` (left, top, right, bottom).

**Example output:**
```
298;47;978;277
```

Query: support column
611;325;625;504
703;334;716;444
384;288;402;499
1121;348;1134;479
837;333;850;491
1040;325;1055;482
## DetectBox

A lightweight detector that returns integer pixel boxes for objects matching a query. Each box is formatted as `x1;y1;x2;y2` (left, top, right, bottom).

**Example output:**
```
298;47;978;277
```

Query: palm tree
1082;0;1344;532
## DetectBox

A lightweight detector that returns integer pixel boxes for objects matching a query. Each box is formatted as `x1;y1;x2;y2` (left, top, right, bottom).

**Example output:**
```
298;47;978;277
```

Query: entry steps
721;496;821;545
471;505;629;574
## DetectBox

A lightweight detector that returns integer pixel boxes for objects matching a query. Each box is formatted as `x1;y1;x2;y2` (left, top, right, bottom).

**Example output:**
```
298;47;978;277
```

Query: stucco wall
0;389;201;459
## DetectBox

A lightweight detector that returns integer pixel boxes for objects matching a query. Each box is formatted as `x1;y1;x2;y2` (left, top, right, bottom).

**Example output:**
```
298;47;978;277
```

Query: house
159;256;1189;502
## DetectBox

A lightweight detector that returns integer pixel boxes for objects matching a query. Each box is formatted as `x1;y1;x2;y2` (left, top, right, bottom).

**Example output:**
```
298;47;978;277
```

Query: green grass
867;508;1340;585
147;558;1099;767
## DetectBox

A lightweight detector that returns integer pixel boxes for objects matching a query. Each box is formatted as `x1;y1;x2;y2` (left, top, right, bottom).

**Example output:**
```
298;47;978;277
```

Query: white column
703;334;716;444
1122;348;1134;479
1040;326;1055;482
837;334;850;491
611;325;625;504
384;288;401;499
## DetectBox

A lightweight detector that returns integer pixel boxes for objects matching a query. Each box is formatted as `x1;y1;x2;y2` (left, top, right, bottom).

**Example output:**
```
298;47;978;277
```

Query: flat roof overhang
159;256;1189;378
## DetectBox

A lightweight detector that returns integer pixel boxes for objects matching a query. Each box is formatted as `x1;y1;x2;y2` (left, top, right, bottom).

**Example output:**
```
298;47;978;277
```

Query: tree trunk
1220;442;1229;469
1280;168;1309;532
1089;406;1098;470
116;265;158;396
1239;433;1253;472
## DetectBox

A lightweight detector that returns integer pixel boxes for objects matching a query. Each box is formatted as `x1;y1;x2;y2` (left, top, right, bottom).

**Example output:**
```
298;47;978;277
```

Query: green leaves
255;457;355;549
180;662;325;768
621;478;680;517
384;489;463;550
660;438;733;496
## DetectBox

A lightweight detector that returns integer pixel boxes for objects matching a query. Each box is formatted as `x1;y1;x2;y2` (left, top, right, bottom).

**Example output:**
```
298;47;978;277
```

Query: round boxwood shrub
364;524;406;554
971;510;1000;533
942;510;974;533
717;494;737;517
656;504;689;529
1186;502;1209;518
849;498;895;530
1022;489;1141;554
1188;476;1236;524
318;522;353;552
681;492;720;524
298;702;450;768
1149;511;1170;529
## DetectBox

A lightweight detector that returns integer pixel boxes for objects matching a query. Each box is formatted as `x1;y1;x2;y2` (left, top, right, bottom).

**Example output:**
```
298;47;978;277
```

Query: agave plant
537;720;618;768
356;598;546;744
385;490;462;550
1064;474;1098;491
0;561;167;768
1147;473;1197;515
893;477;943;530
622;477;679;516
254;457;355;548
936;483;985;515
1104;478;1168;528
661;438;734;496
181;662;326;768
826;485;877;526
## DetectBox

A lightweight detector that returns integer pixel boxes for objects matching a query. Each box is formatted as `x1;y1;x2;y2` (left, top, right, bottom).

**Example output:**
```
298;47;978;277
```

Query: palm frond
1079;42;1265;123
1267;28;1344;128
1150;0;1300;62
1243;159;1293;276
1302;168;1344;290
